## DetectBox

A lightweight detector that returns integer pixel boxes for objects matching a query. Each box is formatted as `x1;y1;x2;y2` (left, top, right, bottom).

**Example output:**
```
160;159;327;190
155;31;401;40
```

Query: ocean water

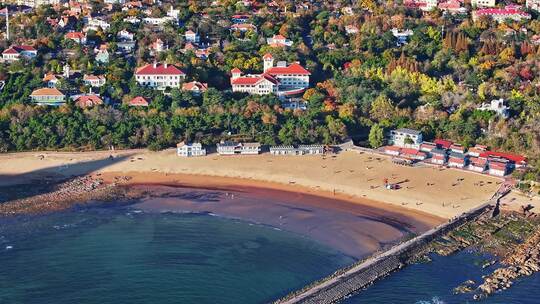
344;251;540;304
0;207;354;304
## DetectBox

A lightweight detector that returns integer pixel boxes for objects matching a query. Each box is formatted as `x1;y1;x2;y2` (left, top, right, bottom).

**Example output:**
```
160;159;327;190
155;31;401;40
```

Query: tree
368;124;385;148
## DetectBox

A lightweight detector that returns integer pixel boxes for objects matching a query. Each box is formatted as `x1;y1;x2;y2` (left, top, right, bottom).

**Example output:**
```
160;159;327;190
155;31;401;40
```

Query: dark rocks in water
453;279;476;294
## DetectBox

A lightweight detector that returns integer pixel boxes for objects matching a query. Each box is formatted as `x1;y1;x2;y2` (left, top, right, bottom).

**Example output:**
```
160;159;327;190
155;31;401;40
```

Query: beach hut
488;161;508;176
468;156;488;173
448;152;468;168
430;149;447;165
383;146;401;156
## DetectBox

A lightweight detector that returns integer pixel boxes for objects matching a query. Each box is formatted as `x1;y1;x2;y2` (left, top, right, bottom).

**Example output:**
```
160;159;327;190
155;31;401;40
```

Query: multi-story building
16;0;61;8
230;54;310;97
177;142;206;157
471;0;496;7
472;5;531;22
135;63;186;90
2;45;37;62
83;74;106;87
388;128;423;149
184;30;200;43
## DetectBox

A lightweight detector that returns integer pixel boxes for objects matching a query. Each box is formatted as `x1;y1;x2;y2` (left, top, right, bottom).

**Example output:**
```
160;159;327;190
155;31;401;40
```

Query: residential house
177;142;206;157
43;73;59;88
216;141;261;155
185;30;200;43
74;94;104;108
430;149;448;165
434;139;453;150
2;45;37;62
383;145;401;156
476;98;509;118
230;23;257;32
450;143;465;154
95;49;110;64
488;161;508;176
391;28;414;46
83;74;106;87
86;17;110;31
400;148;428;161
117;29;134;41
468;157;488;173
480;151;527;168
65;32;87;44
468;144;488;157
30;88;65;106
345;25;359;35
230;54;310;98
151;38;166;54
472;5;531;22
420;142;436;153
129;96;149;107
266;34;293;47
527;0;540;11
471;0;496;7
135;63;186;90
438;0;468;14
448;152;468;168
182;81;208;95
388;128;423;149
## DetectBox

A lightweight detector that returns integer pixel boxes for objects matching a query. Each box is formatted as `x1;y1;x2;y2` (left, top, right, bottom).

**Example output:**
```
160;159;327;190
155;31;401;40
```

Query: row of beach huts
384;128;527;177
176;141;326;157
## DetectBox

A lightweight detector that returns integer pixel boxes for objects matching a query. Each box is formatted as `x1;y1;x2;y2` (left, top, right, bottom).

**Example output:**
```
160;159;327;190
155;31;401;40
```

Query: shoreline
0;149;503;219
103;171;443;258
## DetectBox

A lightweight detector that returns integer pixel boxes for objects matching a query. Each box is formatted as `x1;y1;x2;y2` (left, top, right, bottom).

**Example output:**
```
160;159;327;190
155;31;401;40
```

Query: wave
415;297;445;304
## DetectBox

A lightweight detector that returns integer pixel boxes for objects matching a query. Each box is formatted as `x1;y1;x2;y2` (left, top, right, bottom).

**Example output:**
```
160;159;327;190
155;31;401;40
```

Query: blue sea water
0;207;353;304
344;251;540;304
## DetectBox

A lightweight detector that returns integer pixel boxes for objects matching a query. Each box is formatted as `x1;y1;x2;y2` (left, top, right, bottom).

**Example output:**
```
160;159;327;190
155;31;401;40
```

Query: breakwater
274;200;498;304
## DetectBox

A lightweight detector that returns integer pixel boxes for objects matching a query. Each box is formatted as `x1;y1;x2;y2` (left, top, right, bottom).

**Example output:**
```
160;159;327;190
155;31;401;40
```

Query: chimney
153;62;157;68
164;63;168;68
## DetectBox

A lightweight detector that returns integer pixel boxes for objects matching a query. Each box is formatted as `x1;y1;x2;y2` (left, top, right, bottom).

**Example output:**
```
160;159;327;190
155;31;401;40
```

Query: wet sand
103;172;444;259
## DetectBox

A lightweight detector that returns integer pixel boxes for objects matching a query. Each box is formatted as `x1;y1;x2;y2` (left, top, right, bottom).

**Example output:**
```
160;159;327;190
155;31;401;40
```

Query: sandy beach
0;148;501;219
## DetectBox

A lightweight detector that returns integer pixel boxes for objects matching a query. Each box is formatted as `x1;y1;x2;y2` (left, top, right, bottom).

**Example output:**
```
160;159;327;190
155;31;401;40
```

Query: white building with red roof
266;34;293;47
30;88;65;106
74;94;104;108
2;45;37;62
135;63;186;90
83;74;106;87
65;31;87;44
182;81;208;95
472;5;531;22
230;54;310;97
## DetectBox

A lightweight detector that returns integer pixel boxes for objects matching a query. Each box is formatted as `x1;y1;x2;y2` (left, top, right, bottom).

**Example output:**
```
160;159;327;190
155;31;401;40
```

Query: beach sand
0;149;501;219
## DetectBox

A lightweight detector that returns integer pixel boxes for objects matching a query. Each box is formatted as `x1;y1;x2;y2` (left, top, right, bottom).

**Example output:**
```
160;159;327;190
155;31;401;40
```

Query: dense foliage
1;0;540;177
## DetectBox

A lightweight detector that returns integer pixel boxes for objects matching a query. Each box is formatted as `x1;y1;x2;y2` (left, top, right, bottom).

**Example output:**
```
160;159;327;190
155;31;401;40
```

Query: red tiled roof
263;53;273;59
231;74;278;85
435;139;453;149
135;63;185;76
182;81;208;91
65;32;85;39
30;88;64;97
75;95;103;107
384;146;401;152
129;96;149;106
3;45;36;54
480;151;527;164
266;63;310;75
231;67;242;73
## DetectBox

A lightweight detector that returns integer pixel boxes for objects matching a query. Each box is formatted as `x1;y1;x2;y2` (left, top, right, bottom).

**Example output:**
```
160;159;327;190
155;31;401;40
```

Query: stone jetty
0;175;121;216
274;200;496;304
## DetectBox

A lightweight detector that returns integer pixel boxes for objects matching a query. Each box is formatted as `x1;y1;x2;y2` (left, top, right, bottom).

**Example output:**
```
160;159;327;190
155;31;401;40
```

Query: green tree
368;124;385;148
